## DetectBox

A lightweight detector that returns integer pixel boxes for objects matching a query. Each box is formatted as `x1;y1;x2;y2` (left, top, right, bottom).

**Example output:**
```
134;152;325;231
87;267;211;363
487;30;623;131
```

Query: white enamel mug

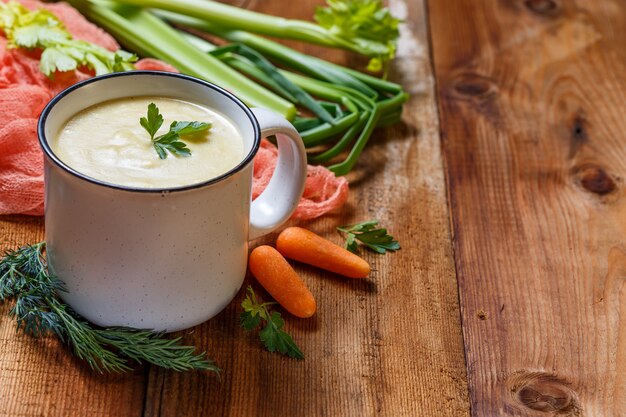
38;71;307;332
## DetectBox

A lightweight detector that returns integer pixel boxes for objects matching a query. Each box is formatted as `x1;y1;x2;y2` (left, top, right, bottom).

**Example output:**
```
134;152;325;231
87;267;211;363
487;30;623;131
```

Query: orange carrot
276;227;370;278
248;245;316;318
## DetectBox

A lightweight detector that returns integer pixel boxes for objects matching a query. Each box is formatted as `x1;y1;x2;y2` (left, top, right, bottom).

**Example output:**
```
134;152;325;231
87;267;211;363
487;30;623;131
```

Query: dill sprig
0;242;218;373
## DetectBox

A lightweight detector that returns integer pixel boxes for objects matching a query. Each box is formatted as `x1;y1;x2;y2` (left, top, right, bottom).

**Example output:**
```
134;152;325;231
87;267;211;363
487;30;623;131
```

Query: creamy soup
52;96;244;188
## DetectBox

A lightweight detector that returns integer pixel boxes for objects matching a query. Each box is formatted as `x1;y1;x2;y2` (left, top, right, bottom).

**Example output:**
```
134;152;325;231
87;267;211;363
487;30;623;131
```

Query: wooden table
1;0;624;415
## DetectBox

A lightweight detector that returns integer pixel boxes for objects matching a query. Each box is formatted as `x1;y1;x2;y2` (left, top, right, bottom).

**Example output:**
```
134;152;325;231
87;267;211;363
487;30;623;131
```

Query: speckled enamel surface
45;162;251;331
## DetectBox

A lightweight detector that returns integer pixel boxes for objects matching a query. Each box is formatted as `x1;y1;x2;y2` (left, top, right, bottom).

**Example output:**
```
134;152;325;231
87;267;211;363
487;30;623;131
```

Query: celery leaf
40;47;78;74
0;1;136;76
314;0;401;70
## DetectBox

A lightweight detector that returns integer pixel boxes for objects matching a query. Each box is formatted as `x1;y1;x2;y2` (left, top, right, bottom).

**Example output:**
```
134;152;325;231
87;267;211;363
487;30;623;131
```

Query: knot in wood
577;165;616;195
524;0;559;16
568;114;588;157
507;371;580;415
518;385;571;411
571;118;586;141
451;73;497;101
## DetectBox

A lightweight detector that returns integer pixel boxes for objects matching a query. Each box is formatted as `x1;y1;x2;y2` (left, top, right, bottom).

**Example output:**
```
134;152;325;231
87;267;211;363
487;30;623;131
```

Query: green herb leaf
153;133;192;159
140;102;164;139
345;232;358;254
152;143;168;160
13;20;69;48
40;47;79;74
259;311;304;359
314;0;401;71
140;104;211;159
240;310;262;331
170;120;211;136
240;286;304;359
0;243;217;373
0;1;136;77
337;219;400;254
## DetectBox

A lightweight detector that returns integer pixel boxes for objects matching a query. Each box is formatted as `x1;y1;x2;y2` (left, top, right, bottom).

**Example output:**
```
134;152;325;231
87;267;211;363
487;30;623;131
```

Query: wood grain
0;0;471;415
0;216;147;417
429;0;626;415
143;0;469;416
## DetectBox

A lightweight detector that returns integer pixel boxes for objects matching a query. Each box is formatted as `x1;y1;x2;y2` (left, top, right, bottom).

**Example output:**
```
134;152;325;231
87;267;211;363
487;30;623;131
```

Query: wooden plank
428;0;626;415
143;0;470;416
0;216;147;417
0;1;469;416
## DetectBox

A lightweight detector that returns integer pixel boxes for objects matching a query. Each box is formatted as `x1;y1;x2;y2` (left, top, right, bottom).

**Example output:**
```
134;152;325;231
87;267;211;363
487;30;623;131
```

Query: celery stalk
157;11;378;99
159;11;404;95
68;0;296;120
113;0;391;58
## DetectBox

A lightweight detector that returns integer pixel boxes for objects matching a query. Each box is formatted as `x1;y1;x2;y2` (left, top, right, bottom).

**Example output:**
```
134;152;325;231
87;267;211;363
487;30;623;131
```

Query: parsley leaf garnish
140;103;211;159
0;1;136;76
240;286;304;359
140;102;163;138
337;220;400;254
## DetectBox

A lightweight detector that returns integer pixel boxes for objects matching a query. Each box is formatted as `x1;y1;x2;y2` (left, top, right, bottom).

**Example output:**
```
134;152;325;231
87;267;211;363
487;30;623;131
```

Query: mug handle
249;108;307;240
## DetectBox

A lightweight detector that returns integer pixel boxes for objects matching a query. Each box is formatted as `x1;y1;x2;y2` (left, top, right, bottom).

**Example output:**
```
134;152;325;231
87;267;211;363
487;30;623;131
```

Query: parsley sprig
337;220;400;254
240;286;304;359
0;1;136;76
140;103;211;159
0;243;217;373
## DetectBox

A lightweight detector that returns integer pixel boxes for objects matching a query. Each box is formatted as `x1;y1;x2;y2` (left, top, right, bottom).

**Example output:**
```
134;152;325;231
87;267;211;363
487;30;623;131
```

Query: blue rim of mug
37;71;261;193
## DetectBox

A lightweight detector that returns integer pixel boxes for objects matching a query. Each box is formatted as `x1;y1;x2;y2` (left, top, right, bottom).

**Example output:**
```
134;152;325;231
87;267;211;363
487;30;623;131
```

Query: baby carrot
248;245;317;318
276;227;370;278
